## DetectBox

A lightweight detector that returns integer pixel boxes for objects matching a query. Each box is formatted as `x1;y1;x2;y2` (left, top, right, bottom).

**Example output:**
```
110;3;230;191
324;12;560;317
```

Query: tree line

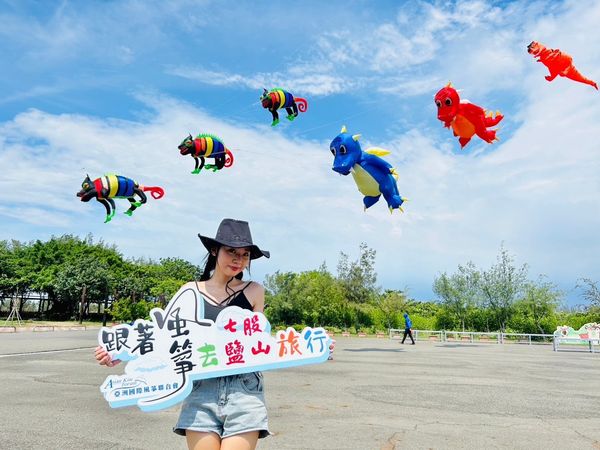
432;246;600;334
0;235;199;323
263;244;599;334
1;235;598;333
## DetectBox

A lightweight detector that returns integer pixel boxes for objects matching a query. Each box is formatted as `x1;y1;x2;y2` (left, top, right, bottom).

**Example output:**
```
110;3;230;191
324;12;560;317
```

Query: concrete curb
54;326;87;331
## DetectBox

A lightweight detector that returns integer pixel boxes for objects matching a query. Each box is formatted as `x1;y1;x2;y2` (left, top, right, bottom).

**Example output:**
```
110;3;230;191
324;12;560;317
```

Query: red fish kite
527;41;597;90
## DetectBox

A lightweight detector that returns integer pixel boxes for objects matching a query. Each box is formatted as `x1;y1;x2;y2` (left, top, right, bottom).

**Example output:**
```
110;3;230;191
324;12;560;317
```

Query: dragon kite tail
294;97;308;113
224;149;235;168
564;66;598;90
142;186;165;200
484;110;504;127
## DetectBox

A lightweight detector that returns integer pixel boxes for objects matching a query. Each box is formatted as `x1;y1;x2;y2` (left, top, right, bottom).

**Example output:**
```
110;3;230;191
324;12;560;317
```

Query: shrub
110;298;153;322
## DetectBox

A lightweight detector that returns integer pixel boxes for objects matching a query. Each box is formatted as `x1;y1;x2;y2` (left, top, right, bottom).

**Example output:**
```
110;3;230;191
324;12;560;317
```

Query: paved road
1;331;599;449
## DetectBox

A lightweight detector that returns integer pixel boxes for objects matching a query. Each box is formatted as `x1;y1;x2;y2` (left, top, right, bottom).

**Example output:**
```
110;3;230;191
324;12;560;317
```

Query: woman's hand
328;338;336;361
94;345;121;367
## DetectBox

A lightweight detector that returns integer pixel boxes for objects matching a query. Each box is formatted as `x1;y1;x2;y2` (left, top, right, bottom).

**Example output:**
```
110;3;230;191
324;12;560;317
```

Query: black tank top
196;281;254;322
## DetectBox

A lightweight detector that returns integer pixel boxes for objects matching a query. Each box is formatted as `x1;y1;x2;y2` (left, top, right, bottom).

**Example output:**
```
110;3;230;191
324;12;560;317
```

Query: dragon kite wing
365;147;391;157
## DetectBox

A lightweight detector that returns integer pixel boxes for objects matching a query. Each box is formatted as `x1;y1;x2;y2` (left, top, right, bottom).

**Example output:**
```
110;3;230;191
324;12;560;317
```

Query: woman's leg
220;431;259;450
186;430;221;450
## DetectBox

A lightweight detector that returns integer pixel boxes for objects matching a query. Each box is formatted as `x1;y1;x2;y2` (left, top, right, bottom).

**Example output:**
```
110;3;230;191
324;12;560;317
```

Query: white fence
552;336;599;353
388;329;554;345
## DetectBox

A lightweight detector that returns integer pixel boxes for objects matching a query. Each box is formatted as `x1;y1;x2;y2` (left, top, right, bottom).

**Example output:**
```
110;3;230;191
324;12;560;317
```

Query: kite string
291;104;380;138
227;98;384;165
192;94;385;169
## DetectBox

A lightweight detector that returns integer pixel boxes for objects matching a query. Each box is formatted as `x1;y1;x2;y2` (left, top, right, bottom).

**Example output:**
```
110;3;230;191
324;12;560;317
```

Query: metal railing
552;336;600;353
388;329;554;345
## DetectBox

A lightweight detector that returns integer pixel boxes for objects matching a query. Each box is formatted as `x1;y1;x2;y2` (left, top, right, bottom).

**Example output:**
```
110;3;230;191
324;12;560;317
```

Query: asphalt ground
1;330;599;450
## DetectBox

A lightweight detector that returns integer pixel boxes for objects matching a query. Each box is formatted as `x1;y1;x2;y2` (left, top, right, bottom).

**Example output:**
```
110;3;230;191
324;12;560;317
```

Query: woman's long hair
198;245;250;282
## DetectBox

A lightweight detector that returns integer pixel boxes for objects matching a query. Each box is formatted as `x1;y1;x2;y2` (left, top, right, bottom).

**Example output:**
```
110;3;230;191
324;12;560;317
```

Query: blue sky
1;0;599;307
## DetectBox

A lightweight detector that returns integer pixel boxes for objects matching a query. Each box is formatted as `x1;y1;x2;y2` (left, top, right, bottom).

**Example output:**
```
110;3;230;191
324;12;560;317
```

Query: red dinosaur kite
527;41;597;90
434;83;503;149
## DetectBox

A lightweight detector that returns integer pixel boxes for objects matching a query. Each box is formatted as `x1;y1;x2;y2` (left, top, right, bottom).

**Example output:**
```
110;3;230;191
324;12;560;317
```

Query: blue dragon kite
330;126;406;213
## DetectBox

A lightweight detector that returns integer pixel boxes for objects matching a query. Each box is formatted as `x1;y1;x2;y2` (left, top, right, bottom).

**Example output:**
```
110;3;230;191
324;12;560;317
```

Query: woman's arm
246;282;265;313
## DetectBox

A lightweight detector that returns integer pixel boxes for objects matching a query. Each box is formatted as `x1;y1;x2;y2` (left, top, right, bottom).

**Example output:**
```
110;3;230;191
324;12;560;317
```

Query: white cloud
0;84;70;105
167;67;355;97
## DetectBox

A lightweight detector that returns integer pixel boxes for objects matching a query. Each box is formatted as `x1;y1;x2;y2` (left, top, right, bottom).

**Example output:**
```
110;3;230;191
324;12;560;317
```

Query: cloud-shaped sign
98;287;331;412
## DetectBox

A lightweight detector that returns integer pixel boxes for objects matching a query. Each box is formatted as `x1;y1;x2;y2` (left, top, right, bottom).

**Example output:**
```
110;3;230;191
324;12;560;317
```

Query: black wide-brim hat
198;218;270;260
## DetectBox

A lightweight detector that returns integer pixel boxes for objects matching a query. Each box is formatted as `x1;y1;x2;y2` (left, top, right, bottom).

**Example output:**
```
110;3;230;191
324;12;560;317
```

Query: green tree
465;306;495;332
433;262;479;331
376;290;408;329
264;271;303;326
24;235;126;317
479;246;528;332
150;278;184;306
511;277;562;334
336;242;378;304
148;257;201;305
113;260;153;303
157;257;200;281
54;255;110;320
110;297;153;322
265;266;347;328
576;278;600;309
297;270;343;326
0;240;16;298
2;240;39;315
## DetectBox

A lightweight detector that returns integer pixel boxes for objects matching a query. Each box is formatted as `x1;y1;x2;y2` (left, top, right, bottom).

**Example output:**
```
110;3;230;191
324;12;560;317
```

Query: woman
96;218;271;450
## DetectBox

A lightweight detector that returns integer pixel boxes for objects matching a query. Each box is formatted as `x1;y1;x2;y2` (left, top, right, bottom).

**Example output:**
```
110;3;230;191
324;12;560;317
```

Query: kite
260;88;307;126
178;134;234;174
434;83;504;149
527;41;598;90
330;125;405;213
77;174;164;223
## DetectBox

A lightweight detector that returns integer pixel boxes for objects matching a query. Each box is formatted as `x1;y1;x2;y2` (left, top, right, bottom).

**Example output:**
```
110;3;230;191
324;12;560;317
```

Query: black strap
194;280;252;307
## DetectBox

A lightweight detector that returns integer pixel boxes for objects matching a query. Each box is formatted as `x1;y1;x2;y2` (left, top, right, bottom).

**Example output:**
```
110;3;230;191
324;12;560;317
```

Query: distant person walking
401;312;415;344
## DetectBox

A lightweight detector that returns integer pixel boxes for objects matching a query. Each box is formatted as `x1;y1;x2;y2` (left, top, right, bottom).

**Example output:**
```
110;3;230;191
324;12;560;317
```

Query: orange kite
527;41;597;90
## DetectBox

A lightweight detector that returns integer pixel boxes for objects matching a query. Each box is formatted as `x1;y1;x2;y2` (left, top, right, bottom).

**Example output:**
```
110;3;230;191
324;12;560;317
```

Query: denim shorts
173;372;270;439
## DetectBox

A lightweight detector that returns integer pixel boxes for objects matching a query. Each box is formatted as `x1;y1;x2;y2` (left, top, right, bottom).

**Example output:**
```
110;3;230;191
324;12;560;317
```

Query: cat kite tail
330;125;406;213
77;174;165;223
434;83;503;149
178;134;234;174
260;88;308;126
527;41;597;90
